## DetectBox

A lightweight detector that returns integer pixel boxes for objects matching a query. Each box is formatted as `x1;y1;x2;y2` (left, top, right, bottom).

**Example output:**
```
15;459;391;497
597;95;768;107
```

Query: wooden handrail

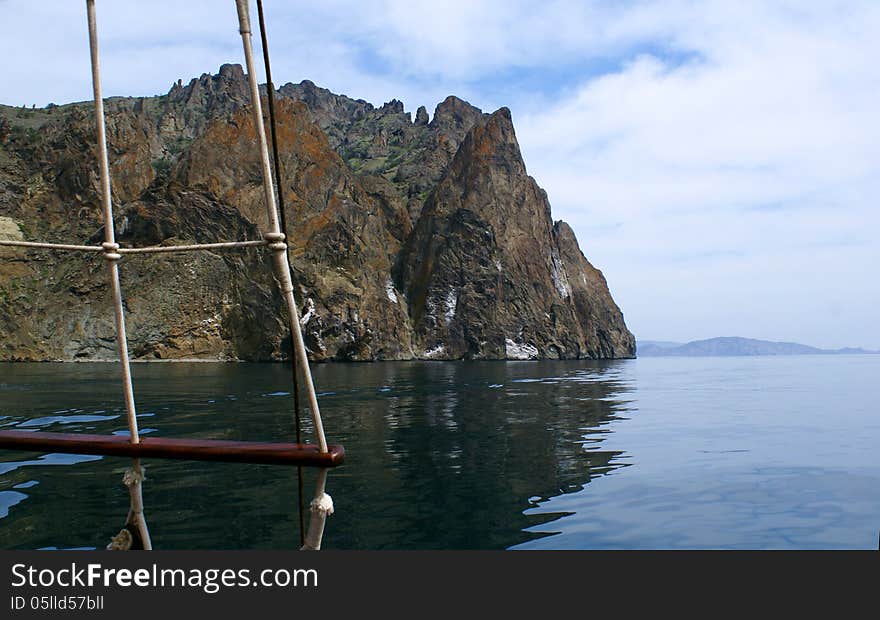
0;430;344;467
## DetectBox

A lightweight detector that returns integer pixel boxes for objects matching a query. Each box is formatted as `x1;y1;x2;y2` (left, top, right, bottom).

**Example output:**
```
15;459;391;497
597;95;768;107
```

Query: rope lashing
101;241;121;261
106;460;151;551
106;528;134;551
122;458;152;550
263;231;288;254
122;462;145;487
311;494;334;516
301;468;333;551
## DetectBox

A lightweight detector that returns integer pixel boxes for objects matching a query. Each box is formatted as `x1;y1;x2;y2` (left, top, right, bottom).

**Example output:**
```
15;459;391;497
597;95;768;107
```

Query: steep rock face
0;66;634;361
553;221;635;357
175;99;414;360
395;108;633;359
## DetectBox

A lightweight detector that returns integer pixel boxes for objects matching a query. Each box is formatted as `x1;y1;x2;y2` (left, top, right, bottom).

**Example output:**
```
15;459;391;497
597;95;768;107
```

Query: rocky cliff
0;65;634;361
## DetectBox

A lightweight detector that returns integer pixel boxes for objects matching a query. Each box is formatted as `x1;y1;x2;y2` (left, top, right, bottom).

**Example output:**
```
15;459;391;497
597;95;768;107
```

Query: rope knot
263;232;287;252
101;241;121;261
123;465;146;487
106;528;133;551
309;492;334;517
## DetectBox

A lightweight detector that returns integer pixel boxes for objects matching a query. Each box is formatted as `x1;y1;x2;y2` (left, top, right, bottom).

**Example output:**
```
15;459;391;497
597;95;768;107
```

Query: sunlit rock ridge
0;64;634;361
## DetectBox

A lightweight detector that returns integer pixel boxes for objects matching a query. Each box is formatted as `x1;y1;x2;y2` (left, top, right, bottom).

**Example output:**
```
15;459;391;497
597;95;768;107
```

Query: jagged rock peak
381;99;405;114
218;63;245;80
429;96;485;131
166;63;249;109
444;106;526;183
472;107;517;147
169;63;245;94
279;80;372;107
414;105;429;126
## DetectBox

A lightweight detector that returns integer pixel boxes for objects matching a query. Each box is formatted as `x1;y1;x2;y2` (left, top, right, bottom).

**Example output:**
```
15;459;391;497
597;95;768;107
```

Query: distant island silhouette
637;337;878;357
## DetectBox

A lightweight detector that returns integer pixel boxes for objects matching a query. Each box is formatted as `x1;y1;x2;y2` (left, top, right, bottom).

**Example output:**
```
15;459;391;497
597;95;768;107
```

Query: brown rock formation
0;66;633;361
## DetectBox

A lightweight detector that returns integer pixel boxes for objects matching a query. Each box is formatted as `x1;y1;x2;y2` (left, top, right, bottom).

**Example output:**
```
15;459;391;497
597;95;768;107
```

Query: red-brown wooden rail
0;430;344;467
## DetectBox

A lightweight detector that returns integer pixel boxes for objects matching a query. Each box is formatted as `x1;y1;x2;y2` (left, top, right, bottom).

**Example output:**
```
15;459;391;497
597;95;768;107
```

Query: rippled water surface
1;356;878;549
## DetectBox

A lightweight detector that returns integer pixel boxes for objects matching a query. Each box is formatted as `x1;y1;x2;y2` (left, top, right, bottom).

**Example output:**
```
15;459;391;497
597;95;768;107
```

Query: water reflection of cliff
314;360;635;549
0;360;635;549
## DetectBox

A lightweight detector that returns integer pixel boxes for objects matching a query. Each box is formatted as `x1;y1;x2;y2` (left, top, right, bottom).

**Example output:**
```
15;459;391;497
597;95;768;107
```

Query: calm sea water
0;356;877;550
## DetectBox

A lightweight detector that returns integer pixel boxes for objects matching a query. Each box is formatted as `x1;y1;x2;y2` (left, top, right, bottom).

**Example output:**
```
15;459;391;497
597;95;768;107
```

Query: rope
123;459;152;550
120;240;267;253
0;240;103;252
234;0;328;453
106;460;152;551
86;0;139;445
0;239;268;254
256;0;306;547
86;0;151;550
301;468;333;551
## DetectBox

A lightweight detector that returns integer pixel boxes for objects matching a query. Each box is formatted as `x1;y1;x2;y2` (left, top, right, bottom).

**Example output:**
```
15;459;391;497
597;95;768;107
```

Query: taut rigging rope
255;0;307;548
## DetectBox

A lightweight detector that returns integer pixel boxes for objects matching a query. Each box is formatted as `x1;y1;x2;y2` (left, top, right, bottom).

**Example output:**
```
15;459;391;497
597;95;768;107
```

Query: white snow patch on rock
300;298;316;326
505;339;539;360
444;289;457;325
423;344;446;359
551;251;571;299
312;332;327;354
385;279;398;303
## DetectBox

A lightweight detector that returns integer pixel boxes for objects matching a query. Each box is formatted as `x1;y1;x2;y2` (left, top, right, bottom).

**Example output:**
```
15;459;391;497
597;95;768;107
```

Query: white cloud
513;2;880;348
2;0;878;348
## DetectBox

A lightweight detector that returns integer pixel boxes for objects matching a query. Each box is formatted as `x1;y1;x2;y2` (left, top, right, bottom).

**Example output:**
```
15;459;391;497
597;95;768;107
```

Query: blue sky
2;0;879;349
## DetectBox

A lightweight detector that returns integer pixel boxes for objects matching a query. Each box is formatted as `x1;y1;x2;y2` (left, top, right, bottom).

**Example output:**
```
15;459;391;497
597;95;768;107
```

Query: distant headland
637;337;878;357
